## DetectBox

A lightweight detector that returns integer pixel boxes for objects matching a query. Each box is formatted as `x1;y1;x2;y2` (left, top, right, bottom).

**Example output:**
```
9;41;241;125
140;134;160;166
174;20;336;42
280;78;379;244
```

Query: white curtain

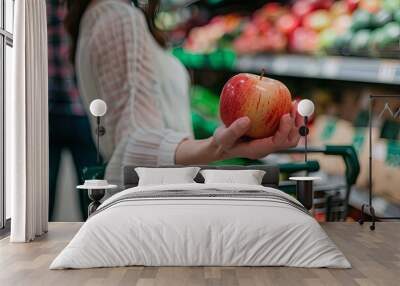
8;0;49;242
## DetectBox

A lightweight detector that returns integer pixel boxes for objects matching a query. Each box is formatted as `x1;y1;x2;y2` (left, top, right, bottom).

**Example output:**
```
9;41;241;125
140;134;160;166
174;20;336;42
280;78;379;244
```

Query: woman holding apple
65;0;302;184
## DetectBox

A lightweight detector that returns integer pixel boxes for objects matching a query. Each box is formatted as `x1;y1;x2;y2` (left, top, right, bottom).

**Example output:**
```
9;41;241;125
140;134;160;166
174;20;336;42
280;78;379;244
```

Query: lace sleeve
88;2;189;166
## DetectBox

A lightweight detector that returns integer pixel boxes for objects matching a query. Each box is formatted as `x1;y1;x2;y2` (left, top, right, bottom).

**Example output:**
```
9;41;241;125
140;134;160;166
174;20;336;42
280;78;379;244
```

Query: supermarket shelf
234;54;400;85
174;47;400;85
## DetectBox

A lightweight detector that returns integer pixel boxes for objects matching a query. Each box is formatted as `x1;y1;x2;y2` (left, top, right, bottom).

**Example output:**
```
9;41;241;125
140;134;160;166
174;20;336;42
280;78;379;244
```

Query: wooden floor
0;222;399;286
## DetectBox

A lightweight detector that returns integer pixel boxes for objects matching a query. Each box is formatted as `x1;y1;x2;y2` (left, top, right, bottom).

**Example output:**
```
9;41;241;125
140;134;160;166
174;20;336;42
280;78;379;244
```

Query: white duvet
50;183;350;269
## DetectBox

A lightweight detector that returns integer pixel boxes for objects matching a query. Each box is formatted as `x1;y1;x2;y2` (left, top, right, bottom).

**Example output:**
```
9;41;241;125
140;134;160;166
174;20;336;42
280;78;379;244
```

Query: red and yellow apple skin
219;73;292;139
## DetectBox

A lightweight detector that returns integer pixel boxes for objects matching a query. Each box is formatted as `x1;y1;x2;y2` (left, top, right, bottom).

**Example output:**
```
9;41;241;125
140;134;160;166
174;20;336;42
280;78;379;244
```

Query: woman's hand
212;101;303;160
175;101;302;165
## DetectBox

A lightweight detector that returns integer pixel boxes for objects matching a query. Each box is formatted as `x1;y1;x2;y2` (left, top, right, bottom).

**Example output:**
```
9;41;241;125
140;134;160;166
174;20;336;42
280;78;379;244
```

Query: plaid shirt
47;0;85;116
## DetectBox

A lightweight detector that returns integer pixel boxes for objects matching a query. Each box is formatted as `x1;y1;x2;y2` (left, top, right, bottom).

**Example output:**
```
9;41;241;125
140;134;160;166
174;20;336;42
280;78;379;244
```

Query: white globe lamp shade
298;99;315;117
90;99;107;117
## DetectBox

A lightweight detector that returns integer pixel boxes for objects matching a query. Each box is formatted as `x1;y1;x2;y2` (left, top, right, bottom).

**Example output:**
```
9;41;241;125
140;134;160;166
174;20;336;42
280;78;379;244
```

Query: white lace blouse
76;0;193;184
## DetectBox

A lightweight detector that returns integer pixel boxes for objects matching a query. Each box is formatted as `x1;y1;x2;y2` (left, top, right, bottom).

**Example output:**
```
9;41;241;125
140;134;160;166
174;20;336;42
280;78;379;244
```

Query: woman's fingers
291;100;303;128
226;111;301;159
288;125;301;146
289;100;306;147
228;136;274;159
291;100;297;118
295;110;303;129
272;113;293;145
213;117;251;149
213;107;301;159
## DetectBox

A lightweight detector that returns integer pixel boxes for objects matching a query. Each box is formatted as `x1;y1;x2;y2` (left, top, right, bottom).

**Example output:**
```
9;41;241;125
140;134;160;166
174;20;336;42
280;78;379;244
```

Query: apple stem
260;69;265;80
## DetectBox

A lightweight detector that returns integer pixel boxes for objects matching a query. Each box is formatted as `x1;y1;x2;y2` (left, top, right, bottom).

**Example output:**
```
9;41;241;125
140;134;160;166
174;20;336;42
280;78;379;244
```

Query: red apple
255;3;287;22
310;0;334;10
266;28;287;51
219;74;292;139
292;0;315;18
346;0;360;12
258;21;271;34
331;0;348;17
263;2;284;15
276;14;301;35
289;27;320;53
359;0;381;13
303;10;332;32
242;22;259;37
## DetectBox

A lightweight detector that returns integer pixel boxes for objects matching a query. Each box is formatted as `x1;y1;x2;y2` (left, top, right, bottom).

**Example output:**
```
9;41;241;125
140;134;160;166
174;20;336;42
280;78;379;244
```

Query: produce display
182;0;400;58
174;0;400;216
219;73;292;138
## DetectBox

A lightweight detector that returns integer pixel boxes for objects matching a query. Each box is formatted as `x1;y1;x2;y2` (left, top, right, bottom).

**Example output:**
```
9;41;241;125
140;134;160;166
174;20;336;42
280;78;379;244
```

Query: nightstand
77;180;117;216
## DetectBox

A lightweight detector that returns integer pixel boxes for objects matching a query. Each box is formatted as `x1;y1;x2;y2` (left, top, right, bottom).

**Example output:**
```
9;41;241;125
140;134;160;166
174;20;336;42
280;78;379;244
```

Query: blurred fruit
290;27;320;52
264;2;288;19
276;14;301;35
334;31;354;52
382;0;400;12
234;34;263;54
293;0;315;18
183;0;398;58
372;9;393;27
254;2;287;24
310;0;334;10
346;0;360;12
332;14;352;34
184;14;243;53
383;21;400;46
320;29;338;48
395;10;400;23
359;0;381;13
242;22;260;37
331;1;349;17
304;10;332;31
209;14;242;32
351;9;373;30
266;28;288;51
368;27;386;50
350;29;371;52
258;21;271;34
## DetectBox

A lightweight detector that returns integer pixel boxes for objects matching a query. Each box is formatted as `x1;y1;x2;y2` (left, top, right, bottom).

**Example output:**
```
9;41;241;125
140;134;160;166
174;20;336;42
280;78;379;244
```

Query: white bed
50;183;350;269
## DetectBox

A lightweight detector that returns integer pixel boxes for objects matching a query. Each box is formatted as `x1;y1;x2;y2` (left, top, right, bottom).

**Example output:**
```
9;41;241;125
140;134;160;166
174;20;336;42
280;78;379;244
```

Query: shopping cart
277;145;360;221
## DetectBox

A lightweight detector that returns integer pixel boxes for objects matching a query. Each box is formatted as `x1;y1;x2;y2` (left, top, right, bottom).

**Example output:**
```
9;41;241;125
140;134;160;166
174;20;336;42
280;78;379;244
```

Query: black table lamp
297;99;315;162
89;99;107;164
289;99;319;210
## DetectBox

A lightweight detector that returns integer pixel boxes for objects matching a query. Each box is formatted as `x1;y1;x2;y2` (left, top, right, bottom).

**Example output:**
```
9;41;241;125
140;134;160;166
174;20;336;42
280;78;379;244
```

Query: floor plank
0;222;399;286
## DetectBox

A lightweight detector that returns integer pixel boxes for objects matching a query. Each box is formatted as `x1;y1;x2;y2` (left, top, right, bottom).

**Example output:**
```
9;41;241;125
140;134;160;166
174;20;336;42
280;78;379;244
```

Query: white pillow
200;169;266;185
135;167;200;186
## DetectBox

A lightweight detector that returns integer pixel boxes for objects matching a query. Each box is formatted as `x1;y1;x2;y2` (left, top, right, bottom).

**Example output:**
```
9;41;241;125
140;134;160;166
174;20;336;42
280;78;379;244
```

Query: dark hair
64;0;165;63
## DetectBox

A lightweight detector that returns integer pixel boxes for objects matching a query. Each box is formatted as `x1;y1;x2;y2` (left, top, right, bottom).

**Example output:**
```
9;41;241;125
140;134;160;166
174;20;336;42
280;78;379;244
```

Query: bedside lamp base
77;180;117;218
289;177;321;210
87;189;105;216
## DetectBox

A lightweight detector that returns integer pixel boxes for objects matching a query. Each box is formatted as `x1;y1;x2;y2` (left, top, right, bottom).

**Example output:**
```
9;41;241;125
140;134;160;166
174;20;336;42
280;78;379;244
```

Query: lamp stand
296;179;313;210
95;116;106;165
87;189;106;216
299;116;309;163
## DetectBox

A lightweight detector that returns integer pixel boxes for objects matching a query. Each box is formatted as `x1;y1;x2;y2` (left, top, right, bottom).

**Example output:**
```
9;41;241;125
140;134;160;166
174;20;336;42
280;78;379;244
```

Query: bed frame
122;165;316;211
85;165;310;216
123;165;280;189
